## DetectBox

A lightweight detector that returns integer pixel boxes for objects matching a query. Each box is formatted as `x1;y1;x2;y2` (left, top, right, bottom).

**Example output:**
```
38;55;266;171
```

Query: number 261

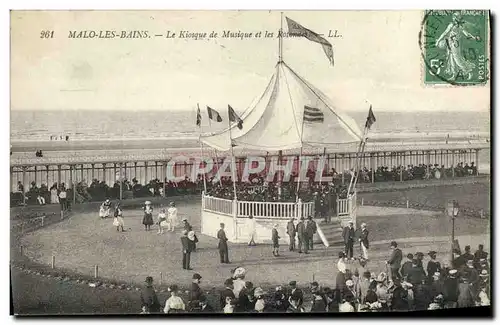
40;31;54;38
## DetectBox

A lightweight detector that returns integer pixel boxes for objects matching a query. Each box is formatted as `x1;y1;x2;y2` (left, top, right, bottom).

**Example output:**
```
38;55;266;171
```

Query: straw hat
345;280;354;287
376;272;387;283
145;201;152;205
479;270;489;277
254;287;265;297
169;201;175;206
233;267;246;279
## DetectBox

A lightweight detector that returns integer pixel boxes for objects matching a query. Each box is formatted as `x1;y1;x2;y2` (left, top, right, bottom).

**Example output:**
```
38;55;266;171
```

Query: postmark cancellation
420;10;490;86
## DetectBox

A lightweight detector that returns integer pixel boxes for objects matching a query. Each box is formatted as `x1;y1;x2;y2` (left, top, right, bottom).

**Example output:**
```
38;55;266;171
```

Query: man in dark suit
306;216;317;251
296;217;307;254
358;222;369;260
188;273;204;312
288;281;304;308
220;278;236;310
386;241;403;280
320;194;329;223
342;221;355;259
181;230;193;270
286;218;296;251
217;223;230;264
199;295;215;313
400;253;414;280
426;251;441;283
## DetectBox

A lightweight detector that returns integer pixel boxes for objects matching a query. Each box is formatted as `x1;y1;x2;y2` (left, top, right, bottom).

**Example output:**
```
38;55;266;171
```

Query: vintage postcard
10;10;491;316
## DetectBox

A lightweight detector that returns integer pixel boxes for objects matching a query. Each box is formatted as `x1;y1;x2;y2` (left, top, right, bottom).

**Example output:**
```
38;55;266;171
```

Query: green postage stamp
420;10;489;86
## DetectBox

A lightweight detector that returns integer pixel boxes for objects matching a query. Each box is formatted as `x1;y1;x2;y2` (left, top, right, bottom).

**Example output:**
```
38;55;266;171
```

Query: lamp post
447;200;459;262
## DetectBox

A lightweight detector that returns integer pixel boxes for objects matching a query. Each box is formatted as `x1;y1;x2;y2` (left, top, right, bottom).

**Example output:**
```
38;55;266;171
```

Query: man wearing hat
461;245;474;262
181;230;193;270
358;223;369;260
286;217;296;251
407;259;426;287
464;259;479;295
237;281;256;312
199;295;215;313
310;285;327;312
342;221;355;259
426;251;441;283
390;278;409;311
386;241;403;280
220;278;236;310
188;273;204;312
478;270;490;297
288;281;304;308
217;223;230;264
271;224;281;257
400;253;414;280
474;244;488;262
140;276;161;314
359;271;373;303
305;216;317;251
443;269;459;308
295;217;307;254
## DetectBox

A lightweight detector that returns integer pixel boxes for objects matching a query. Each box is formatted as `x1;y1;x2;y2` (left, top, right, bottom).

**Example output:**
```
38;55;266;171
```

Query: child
272;224;280;257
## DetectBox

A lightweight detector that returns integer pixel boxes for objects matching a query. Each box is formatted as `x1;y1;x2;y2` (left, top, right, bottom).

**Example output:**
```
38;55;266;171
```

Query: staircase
313;216;344;247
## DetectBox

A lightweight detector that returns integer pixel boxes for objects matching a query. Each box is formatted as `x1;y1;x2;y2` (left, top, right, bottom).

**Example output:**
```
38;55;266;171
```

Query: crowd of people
10;161;479;207
138;242;490;313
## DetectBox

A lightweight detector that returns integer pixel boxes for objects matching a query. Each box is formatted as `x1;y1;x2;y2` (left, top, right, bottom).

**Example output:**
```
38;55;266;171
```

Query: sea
10;110;490;141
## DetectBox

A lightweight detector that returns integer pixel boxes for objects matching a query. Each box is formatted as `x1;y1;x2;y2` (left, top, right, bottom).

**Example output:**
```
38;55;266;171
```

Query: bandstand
201;191;357;243
199;57;364;245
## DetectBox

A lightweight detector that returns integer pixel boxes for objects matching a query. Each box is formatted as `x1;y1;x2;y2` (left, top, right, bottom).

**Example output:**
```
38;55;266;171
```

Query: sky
10;10;490;112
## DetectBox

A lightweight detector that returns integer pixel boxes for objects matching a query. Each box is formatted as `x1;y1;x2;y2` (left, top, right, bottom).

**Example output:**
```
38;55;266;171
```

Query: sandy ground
18;202;489;291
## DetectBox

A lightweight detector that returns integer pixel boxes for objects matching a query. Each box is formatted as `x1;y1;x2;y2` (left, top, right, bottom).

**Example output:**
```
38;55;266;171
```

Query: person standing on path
217;223;230;264
342;221;355;259
142;201;154;231
167;201;178;232
272;224;280;257
306;216;317;251
296;217;307;254
358;223;369;260
286;217;296;251
386;241;403;280
181;230;193;270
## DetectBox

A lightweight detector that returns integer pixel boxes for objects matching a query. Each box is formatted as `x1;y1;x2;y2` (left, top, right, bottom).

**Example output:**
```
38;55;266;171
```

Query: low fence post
160;272;163;285
60;210;64;220
361;197;364;206
51;255;55;269
20;245;24;256
41;216;44;227
94;265;99;278
406;200;409;209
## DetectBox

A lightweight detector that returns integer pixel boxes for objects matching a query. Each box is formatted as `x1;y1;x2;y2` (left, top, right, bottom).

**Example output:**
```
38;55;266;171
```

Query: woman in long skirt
99;199;112;219
142;201;154;231
113;202;125;232
167;202;178;232
157;208;167;234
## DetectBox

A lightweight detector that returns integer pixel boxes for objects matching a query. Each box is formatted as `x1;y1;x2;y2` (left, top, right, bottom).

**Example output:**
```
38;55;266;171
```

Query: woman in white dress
157;208;168;234
167;202;178;232
50;184;59;204
113;202;125;232
99;199;111;219
247;215;257;246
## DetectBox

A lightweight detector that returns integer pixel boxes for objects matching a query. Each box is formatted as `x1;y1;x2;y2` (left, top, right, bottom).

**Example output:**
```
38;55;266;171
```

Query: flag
286;17;334;66
196;105;202;127
228;105;243;130
207;106;223;122
365;105;376;129
303;105;324;123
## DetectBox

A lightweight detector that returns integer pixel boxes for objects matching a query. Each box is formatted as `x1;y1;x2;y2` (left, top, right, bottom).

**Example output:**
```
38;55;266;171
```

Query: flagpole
319;147;326;185
197;103;208;194
347;102;374;195
279;11;284;62
206;109;223;187
228;108;238;201
347;126;368;195
296;112;306;201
